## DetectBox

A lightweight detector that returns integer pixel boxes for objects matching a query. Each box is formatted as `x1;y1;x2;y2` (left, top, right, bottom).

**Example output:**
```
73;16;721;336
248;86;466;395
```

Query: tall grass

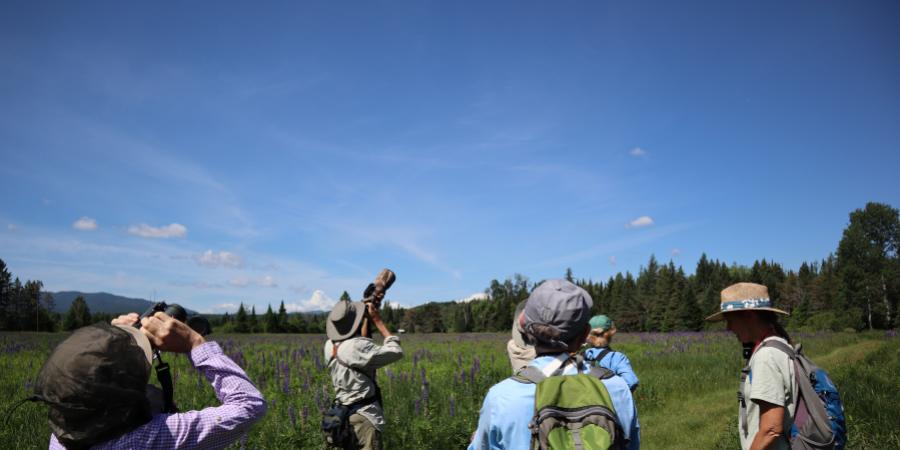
1;330;896;449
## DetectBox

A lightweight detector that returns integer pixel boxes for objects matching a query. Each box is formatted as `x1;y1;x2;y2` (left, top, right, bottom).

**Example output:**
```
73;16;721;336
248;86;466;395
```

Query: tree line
2;202;897;334
396;202;899;333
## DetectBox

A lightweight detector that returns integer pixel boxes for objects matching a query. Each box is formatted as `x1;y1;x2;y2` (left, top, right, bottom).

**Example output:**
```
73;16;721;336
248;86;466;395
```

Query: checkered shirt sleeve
49;341;267;449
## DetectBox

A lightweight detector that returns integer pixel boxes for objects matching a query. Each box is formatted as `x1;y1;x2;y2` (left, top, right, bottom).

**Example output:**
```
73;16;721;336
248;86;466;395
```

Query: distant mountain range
49;291;199;316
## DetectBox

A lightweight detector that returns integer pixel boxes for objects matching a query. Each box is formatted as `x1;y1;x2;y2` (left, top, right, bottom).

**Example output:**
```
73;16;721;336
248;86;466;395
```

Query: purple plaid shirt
49;341;267;450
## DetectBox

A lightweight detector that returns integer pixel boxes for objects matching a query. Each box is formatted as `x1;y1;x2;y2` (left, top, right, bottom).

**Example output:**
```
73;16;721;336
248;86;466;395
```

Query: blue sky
2;1;899;314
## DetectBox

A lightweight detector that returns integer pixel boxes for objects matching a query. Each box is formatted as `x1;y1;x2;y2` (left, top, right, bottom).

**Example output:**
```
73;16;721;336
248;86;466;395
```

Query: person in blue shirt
468;280;640;450
583;315;640;391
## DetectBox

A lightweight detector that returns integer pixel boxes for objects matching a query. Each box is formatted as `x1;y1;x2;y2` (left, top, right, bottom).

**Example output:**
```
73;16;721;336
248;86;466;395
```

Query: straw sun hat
705;282;789;321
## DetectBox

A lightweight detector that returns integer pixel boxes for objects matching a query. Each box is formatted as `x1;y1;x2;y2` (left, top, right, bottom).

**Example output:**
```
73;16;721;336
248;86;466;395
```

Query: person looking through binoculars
322;269;403;450
25;309;266;449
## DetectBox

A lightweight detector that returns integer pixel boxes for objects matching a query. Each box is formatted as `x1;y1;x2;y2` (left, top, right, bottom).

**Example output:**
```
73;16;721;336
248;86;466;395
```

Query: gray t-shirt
740;336;798;450
324;336;403;430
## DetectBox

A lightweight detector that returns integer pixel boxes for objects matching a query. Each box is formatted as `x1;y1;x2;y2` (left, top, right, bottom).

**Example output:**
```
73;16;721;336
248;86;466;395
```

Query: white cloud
626;216;654;228
671;248;682;257
629;147;646;157
195;250;243;268
7;224;17;231
128;223;187;238
73;217;98;231
609;255;617;266
457;292;488;303
259;275;277;287
284;290;335;312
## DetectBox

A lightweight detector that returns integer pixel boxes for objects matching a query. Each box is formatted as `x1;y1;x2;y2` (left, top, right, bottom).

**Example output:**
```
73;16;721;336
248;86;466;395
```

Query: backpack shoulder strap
331;340;383;405
589;365;615;380
757;338;797;359
510;354;575;384
593;347;614;363
512;365;547;384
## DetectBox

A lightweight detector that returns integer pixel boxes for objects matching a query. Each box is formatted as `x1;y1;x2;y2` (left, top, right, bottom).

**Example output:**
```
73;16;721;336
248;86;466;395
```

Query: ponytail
759;311;792;344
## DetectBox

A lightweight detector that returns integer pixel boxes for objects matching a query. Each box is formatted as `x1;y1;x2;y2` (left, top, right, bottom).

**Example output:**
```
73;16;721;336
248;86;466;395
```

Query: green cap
589;315;613;331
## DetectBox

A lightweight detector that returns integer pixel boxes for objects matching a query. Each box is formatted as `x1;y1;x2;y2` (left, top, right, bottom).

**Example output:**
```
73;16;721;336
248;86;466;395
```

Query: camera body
136;302;212;336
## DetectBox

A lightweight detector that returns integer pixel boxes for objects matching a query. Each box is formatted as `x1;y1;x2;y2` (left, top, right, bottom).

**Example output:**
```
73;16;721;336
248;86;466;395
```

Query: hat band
721;297;772;312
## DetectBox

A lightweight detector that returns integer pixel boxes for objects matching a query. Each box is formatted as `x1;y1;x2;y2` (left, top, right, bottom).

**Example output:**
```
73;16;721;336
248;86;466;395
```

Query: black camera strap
153;350;177;413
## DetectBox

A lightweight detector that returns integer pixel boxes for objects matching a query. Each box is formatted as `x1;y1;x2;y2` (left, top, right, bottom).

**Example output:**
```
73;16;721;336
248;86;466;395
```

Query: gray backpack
739;340;847;450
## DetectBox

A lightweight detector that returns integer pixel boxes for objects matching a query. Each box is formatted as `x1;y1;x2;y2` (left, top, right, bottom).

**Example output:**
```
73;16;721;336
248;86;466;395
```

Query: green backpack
514;363;626;450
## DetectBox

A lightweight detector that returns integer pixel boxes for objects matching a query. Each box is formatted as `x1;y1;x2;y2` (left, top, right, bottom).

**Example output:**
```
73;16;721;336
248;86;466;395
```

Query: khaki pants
349;413;382;450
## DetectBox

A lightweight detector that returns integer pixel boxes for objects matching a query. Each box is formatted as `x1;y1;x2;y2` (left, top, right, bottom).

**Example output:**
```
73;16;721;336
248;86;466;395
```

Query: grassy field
2;330;897;449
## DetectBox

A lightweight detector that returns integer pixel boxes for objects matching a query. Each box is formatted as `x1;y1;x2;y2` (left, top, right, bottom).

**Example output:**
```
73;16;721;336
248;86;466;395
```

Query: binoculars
135;302;212;337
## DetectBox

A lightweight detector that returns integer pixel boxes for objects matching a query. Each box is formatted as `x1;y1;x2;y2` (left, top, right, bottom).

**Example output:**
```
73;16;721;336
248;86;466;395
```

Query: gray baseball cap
523;279;593;350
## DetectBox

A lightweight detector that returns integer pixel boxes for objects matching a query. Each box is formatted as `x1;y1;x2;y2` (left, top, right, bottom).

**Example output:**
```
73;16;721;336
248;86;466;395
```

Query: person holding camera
33;311;266;449
323;290;403;450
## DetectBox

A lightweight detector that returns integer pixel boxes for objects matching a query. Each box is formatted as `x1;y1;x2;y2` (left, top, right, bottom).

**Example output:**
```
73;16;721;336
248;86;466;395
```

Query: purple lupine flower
282;375;291;394
288;405;297;429
302;405;309;423
414;399;421;415
449;396;456;418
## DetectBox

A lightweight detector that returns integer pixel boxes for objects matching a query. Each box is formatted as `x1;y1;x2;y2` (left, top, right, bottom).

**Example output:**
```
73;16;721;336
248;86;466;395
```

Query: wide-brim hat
705;282;789;321
116;325;153;364
34;323;153;448
511;300;532;348
326;300;366;341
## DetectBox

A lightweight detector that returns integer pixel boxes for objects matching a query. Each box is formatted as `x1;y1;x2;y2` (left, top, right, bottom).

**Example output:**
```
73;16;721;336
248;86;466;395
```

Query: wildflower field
2;330;898;449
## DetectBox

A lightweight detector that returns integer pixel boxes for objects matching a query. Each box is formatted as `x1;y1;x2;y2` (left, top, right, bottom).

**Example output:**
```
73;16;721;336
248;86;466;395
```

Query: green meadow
2;330;897;449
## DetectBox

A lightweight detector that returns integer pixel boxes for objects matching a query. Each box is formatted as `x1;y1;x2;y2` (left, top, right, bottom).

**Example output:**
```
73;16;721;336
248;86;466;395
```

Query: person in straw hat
583;314;639;391
706;282;797;450
323;294;403;450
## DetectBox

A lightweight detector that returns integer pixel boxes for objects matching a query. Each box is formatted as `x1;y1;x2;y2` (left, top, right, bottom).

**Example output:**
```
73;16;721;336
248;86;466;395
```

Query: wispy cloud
73;217;98;231
456;292;488;303
535;222;694;269
629;147;647;157
259;275;277;287
229;275;277;288
128;223;188;239
170;280;224;289
627;216;654;228
609;255;617;266
195;250;243;268
326;222;461;279
7;224;17;231
671;248;682;257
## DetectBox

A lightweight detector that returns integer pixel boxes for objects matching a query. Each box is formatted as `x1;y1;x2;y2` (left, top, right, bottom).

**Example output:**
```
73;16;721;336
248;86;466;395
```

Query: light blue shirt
468;354;640;450
584;347;640;391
